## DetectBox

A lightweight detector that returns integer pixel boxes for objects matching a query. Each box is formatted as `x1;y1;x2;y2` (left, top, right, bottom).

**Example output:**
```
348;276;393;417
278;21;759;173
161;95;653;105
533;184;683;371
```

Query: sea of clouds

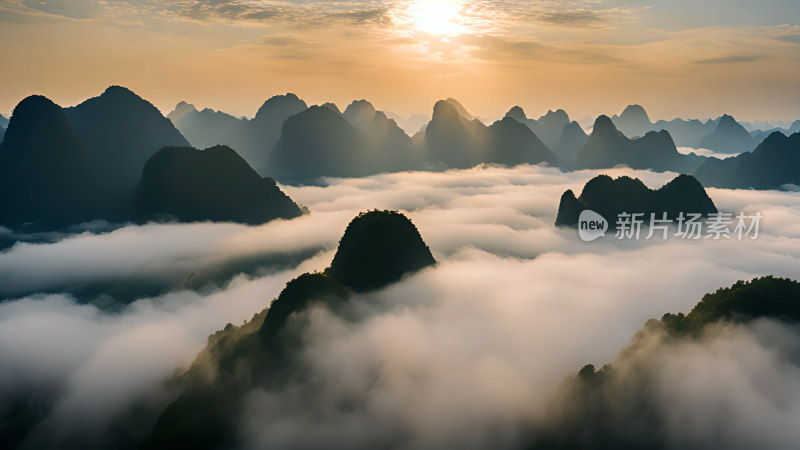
2;164;800;449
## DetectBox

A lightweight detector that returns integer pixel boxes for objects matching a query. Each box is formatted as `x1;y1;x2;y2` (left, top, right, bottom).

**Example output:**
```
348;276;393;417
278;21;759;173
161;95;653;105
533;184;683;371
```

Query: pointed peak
102;85;137;97
592;115;618;132
326;210;436;292
321;102;342;115
620;104;650;120
255;93;308;119
505;106;527;122
540;109;569;121
167;101;197;121
443;98;474;120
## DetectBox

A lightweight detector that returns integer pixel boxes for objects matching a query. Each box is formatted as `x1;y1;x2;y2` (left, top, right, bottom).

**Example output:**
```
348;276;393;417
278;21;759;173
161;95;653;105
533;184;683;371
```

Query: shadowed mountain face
652;117;718;148
422;99;488;169
143;210;435;449
168;102;241;150
0;113;8;128
269;105;368;183
269;101;420;184
555;174;717;228
536;276;800;449
611;104;652;138
327;210;436;292
574;115;705;172
698;114;755;154
133;145;302;224
504;106;568;150
554;121;588;161
694;131;800;190
0;96;95;228
486;117;556;166
63;86;189;197
219;93;308;176
423;101;555;169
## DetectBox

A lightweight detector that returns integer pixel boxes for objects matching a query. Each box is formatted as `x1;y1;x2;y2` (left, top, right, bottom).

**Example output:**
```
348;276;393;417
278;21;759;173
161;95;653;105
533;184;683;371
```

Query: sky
0;0;799;121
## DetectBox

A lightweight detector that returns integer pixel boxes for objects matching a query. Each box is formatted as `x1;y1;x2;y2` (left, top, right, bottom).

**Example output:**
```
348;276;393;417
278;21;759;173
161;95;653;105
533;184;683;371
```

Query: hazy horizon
1;0;799;122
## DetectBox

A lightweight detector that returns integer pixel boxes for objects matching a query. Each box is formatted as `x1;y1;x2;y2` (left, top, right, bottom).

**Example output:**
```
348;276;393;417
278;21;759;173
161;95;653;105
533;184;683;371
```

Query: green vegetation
662;276;800;335
144;210;436;449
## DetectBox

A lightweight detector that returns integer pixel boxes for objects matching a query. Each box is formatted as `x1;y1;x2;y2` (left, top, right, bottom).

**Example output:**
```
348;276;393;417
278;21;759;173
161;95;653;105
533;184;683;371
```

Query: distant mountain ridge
555;174;717;229
694;131;800;190
168;102;241;150
219;93;308;176
573;115;705;172
698;114;758;154
143;210;435;449
133;145;303;224
64;86;190;198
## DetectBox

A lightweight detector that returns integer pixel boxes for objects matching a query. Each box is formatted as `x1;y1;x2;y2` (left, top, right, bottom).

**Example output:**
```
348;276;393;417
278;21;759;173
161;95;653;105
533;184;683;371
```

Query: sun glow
405;0;466;36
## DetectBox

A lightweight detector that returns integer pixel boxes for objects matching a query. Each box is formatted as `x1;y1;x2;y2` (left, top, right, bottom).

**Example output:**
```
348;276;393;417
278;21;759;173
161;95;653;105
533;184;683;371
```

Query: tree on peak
327;210;436;292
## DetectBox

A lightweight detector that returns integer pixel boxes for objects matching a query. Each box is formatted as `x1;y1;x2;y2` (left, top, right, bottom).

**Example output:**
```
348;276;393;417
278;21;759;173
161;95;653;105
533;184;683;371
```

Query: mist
2;164;800;448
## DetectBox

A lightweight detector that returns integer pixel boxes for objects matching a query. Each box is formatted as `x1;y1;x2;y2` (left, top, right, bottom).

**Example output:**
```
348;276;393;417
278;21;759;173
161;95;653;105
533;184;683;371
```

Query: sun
405;0;466;36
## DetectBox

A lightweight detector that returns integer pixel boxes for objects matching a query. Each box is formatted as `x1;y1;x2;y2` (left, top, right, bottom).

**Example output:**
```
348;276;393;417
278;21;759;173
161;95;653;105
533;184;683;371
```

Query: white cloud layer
1;164;800;448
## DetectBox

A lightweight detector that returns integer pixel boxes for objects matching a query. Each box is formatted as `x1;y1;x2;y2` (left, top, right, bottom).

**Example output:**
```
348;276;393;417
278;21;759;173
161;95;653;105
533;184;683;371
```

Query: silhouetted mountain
219;93;308;175
791;120;800;134
270;101;421;183
652;117;718;148
168;102;241;150
321;102;342;114
698;114;755;153
0;96;95;228
421;99;488;169
144;210;434;449
536;276;800;449
0;125;5;145
554;121;588;161
327;210;436;292
611;104;653;138
344;100;420;172
505;107;570;151
694;131;800;189
385;111;429;135
420;101;556;169
536;109;570;150
63;86;189;198
166;101;196;123
269;105;367;183
574;115;705;172
133;145;302;224
444;97;475;120
343;99;377;130
486;117;556;166
555;174;717;228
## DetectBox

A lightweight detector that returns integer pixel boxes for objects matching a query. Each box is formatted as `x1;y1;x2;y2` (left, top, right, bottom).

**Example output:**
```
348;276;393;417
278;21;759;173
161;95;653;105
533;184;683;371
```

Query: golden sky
1;0;799;122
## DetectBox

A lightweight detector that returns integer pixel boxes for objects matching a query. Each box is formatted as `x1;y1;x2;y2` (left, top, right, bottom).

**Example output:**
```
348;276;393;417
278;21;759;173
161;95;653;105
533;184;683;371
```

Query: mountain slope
698;114;755;153
168;102;241;150
574;115;704;172
133;145;302;224
143;210;435;449
611;104;653;138
219;93;308;175
0;95;96;228
694;131;800;189
555;174;717;228
63;86;189;196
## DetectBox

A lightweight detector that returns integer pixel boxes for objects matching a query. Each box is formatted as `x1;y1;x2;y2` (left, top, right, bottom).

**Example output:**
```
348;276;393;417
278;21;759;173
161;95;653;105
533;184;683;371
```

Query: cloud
537;9;606;27
2;164;800;448
694;54;762;64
